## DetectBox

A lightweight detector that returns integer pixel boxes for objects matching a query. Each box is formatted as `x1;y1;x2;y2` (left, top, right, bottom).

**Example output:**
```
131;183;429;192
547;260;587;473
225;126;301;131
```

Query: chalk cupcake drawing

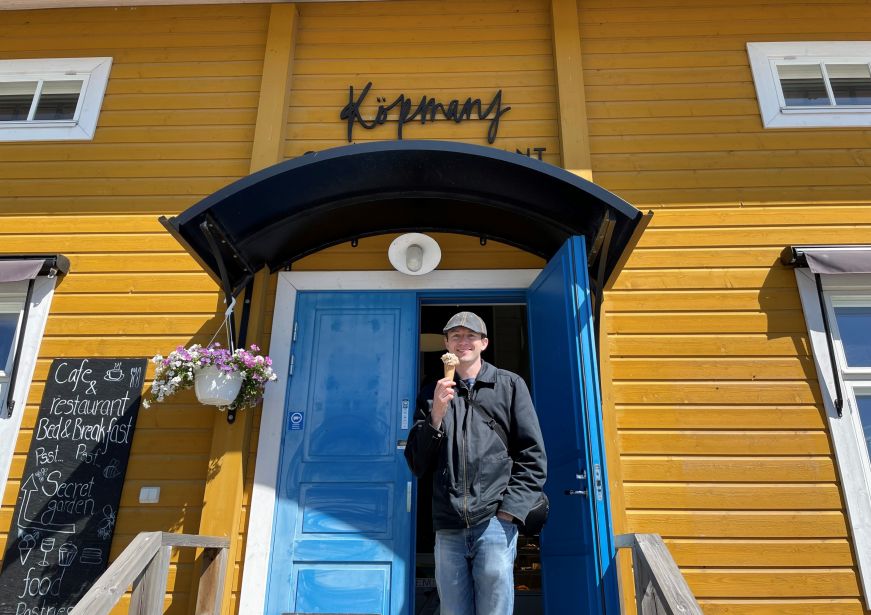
58;543;78;567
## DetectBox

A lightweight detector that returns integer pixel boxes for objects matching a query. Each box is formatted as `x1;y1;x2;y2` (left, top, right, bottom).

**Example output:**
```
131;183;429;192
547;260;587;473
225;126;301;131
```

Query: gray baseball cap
443;311;487;337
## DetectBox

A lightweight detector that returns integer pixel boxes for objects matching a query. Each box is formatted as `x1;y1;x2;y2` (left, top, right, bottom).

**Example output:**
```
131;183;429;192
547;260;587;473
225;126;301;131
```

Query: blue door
266;291;417;615
527;236;617;615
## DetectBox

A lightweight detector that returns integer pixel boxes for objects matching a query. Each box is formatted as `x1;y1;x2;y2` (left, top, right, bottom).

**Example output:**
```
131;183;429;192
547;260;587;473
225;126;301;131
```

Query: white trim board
0;276;58;504
795;268;871;609
239;269;539;615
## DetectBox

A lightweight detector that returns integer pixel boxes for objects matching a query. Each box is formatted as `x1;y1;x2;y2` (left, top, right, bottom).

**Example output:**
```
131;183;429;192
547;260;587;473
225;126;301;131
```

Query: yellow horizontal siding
0;5;269;614
621;456;836;483
581;2;871;205
585;2;871;610
0;0;868;613
698;599;865;615
667;538;854;567
283;0;561;166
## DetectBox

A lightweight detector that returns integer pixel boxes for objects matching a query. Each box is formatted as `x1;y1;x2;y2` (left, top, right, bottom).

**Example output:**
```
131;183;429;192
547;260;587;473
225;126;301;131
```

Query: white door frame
240;269;540;614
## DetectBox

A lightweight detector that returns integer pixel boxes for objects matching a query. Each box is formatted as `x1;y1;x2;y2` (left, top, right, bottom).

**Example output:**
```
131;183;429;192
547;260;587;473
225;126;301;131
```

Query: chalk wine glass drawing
143;343;278;423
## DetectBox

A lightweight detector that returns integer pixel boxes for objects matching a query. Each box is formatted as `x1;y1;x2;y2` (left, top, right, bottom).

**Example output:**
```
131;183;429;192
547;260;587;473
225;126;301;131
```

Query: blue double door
265;238;616;615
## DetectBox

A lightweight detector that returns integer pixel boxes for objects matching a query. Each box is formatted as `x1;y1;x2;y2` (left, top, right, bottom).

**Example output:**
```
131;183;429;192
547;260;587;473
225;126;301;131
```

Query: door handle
564;470;588;496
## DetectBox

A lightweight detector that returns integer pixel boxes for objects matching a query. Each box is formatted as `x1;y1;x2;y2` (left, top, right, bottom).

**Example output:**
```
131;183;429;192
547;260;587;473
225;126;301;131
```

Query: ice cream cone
441;352;459;381
19;534;36;565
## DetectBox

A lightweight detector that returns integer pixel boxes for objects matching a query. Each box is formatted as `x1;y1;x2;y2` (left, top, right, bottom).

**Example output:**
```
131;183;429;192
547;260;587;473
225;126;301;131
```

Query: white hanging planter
194;366;243;407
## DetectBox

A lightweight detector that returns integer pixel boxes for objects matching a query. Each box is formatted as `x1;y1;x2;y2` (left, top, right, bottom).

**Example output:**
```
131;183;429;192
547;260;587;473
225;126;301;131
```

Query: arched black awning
161;140;646;297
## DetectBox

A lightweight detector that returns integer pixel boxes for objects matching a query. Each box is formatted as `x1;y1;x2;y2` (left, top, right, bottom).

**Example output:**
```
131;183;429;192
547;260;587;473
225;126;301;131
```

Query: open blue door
527;236;618;615
265;291;417;615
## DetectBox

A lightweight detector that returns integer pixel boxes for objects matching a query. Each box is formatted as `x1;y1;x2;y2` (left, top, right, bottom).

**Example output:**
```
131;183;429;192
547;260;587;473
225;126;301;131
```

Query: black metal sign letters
340;82;511;144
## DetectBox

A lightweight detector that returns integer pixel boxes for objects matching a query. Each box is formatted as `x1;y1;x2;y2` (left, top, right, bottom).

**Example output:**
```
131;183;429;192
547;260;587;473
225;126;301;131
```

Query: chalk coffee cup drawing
104;362;124;382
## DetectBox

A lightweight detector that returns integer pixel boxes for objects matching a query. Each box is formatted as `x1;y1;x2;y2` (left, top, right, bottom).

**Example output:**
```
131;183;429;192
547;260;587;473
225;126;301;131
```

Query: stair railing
69;531;229;615
615;533;703;615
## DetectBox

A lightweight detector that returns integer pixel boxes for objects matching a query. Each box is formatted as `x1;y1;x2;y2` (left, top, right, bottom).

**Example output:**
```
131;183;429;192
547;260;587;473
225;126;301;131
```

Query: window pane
834;306;871;366
826;63;871;105
0;312;20;372
778;64;830;106
33;80;83;120
857;394;871;459
0;81;37;121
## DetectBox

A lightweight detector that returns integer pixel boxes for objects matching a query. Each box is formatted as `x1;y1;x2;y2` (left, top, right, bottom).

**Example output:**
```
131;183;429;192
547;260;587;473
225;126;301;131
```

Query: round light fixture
388;233;441;275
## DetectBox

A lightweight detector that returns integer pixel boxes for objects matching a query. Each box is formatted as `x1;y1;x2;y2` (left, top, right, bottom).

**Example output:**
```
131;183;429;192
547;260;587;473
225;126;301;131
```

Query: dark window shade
33;80;82;120
781;78;830;106
0;94;34;121
831;78;871;105
778;64;829;106
0;312;19;373
0;81;38;121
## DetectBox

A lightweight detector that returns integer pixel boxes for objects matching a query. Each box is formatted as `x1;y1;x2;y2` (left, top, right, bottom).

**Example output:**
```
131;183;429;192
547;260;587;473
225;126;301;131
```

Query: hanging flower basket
143;343;277;420
195;365;244;406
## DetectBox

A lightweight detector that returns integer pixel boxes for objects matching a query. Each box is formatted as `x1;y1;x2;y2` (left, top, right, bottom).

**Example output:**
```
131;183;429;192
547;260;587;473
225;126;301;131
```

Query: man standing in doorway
405;311;547;615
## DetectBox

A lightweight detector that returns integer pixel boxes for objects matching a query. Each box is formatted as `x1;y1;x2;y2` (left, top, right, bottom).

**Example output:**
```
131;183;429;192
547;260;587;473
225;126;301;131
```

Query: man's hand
496;510;515;523
430;377;456;429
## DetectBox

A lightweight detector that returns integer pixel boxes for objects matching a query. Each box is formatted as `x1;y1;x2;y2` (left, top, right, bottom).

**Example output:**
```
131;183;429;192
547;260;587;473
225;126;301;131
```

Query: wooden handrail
69;532;230;615
615;533;703;615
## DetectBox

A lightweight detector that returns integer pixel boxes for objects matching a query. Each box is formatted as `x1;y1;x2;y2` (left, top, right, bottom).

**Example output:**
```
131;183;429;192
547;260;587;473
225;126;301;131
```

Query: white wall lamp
388;233;441;275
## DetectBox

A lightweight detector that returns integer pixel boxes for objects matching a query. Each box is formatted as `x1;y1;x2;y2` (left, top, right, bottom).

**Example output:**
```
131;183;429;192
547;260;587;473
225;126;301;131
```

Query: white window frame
0;276;58;506
747;42;871;128
795;270;871;609
0;57;112;141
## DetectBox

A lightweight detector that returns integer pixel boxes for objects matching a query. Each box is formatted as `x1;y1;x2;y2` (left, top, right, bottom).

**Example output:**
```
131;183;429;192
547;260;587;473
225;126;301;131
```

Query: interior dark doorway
414;302;542;615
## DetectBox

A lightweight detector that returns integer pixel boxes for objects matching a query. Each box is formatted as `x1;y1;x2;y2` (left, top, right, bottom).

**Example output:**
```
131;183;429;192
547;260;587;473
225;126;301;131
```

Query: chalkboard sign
0;358;146;615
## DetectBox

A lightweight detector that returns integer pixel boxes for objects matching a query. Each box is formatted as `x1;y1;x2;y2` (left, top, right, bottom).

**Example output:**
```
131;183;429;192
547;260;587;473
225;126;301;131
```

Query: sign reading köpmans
340;81;511;143
0;358;146;615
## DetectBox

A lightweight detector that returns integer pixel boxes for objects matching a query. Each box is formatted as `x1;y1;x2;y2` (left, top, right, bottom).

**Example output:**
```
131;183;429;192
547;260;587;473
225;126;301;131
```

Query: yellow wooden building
1;1;871;614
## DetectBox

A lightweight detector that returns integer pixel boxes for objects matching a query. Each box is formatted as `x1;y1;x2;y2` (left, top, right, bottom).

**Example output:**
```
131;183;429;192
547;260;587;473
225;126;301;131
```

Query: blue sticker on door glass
289;411;305;431
834;306;871;367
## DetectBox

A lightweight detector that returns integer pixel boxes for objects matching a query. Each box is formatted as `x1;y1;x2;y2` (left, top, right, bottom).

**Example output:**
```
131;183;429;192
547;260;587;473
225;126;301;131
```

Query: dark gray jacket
404;361;547;531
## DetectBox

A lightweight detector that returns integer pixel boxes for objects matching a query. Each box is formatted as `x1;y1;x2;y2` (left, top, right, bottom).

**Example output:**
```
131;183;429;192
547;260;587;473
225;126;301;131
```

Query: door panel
266;291;416;615
527;236;616;615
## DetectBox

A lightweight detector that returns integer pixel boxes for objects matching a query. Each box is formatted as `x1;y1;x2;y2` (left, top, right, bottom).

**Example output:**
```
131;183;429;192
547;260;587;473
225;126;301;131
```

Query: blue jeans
434;516;518;615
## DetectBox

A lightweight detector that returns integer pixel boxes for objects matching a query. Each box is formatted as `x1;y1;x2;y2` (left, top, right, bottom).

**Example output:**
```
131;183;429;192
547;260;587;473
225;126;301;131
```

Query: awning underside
163;141;644;296
785;245;871;274
0;254;70;283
